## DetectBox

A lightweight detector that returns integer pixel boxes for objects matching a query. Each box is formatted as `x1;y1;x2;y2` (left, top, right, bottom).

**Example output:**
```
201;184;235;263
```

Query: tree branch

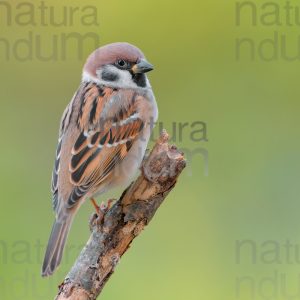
55;130;186;300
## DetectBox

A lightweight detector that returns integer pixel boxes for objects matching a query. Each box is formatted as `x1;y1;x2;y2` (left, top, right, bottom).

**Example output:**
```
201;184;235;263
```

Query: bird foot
90;198;101;215
99;198;115;213
89;198;116;229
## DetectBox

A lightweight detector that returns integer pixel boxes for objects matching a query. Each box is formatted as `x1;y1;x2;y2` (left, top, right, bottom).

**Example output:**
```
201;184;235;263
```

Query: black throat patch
132;73;147;88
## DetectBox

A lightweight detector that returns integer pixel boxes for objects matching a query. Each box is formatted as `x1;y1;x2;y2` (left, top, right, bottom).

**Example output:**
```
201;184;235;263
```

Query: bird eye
116;59;127;68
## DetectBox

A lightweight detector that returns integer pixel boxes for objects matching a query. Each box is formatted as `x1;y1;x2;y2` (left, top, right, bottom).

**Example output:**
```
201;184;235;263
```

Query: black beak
131;59;154;74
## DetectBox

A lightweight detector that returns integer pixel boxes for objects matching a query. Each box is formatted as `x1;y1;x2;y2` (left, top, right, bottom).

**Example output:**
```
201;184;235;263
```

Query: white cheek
96;65;138;89
82;66;152;90
117;69;136;87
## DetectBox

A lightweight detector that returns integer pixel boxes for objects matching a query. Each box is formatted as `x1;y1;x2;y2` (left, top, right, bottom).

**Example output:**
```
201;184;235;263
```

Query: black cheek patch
101;69;119;81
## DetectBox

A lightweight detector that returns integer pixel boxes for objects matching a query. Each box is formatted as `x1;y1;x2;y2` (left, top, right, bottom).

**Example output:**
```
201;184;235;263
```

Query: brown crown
84;42;145;77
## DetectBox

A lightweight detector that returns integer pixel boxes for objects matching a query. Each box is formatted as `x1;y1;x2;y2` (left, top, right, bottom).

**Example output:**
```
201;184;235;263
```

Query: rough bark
55;130;186;300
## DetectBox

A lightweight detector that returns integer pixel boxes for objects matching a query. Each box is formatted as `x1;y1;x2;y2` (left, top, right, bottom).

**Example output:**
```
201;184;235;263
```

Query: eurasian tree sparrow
42;42;158;277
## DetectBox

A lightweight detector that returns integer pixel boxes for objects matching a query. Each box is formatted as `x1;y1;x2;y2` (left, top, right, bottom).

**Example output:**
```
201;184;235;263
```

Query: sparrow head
83;42;154;89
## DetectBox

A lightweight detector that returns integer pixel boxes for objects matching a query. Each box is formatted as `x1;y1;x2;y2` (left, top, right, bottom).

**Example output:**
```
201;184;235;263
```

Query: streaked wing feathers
66;87;144;207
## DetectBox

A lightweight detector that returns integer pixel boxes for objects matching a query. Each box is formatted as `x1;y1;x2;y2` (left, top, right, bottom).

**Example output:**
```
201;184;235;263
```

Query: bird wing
51;82;145;210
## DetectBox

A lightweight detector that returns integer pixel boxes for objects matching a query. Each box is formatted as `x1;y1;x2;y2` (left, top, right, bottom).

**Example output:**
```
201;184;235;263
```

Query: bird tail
41;214;73;277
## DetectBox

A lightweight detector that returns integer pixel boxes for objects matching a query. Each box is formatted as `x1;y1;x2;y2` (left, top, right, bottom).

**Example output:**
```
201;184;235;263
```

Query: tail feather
42;216;73;277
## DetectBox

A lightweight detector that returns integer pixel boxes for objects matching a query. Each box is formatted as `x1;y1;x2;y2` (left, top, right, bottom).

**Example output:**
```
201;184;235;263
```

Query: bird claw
100;199;115;213
89;198;116;228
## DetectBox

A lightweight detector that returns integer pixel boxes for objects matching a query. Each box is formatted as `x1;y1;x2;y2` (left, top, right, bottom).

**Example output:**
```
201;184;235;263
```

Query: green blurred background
1;0;300;299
